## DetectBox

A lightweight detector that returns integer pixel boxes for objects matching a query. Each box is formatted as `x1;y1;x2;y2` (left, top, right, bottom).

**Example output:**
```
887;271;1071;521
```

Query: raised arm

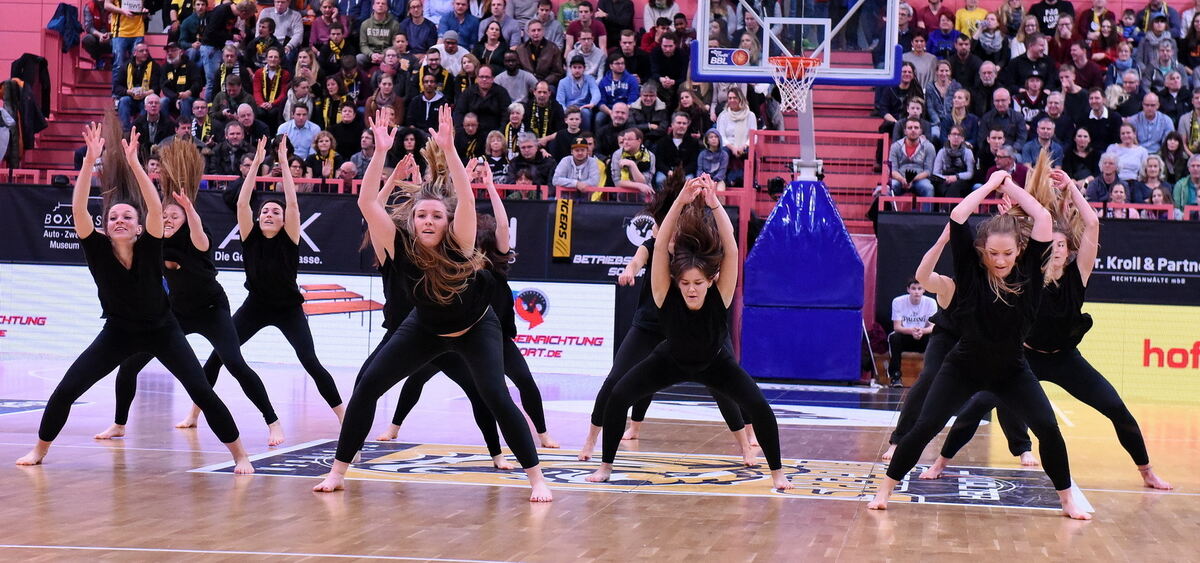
949;169;1008;224
617;244;649;286
277;138;302;244
237;137;269;240
429;105;476;254
703;177;739;307
177;194;210;251
1056;170;1100;284
73;123;105;239
122;129;163;238
1000;177;1052;242
915;224;956;306
359;111;400;261
651;177;702;307
479;162;510;253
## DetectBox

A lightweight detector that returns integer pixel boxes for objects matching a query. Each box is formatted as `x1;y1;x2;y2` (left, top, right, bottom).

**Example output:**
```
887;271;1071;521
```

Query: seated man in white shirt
887;277;937;387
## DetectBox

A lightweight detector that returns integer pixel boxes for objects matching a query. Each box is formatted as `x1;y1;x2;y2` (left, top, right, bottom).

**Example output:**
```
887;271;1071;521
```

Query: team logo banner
0;399;70;416
192;440;1072;510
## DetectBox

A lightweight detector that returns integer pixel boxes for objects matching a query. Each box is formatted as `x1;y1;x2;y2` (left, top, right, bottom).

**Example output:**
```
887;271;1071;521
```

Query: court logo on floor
192;440;1070;510
0;399;70;416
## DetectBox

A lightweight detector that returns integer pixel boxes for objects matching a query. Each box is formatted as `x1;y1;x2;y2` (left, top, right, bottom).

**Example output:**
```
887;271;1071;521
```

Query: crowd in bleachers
882;0;1200;217
74;0;801;197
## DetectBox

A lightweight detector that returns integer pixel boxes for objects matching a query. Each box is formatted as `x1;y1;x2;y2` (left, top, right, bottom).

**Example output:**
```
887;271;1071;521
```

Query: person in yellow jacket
106;0;149;94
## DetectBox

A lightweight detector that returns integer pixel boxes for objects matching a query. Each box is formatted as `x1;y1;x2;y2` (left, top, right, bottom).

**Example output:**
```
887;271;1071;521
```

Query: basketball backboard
690;0;901;87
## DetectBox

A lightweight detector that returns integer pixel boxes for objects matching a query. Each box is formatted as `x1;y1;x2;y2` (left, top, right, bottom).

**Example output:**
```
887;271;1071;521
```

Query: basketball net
768;56;821;114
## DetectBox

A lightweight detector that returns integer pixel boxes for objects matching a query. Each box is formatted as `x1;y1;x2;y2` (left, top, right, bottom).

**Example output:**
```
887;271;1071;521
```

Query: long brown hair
158;139;204;204
669;199;722;280
99;108;145;222
475;213;513;275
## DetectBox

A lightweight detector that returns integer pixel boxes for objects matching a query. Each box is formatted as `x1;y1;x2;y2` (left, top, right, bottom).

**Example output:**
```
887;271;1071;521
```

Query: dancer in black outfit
578;176;757;465
868;168;1091;519
200;137;345;423
585;175;793;491
915;172;1172;489
313;108;552;502
95;140;285;446
362;155;521;470
16;123;254;474
380;165;561;449
880;225;1038;469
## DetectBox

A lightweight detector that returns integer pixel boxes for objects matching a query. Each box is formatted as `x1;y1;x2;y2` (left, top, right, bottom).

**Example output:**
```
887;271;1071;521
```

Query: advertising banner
508;280;615;376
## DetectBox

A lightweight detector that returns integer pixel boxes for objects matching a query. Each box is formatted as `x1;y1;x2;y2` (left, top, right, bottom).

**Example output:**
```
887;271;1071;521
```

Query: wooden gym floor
1;353;1197;562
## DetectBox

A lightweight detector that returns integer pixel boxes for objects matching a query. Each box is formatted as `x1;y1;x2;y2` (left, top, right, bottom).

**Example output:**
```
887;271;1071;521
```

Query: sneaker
889;374;903;388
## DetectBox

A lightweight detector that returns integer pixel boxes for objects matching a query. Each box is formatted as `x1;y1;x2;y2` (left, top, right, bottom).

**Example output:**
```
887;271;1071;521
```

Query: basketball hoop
768;56;822;113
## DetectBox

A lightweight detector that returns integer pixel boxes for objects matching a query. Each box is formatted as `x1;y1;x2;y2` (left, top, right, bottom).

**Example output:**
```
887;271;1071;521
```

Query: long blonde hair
157;140;204;204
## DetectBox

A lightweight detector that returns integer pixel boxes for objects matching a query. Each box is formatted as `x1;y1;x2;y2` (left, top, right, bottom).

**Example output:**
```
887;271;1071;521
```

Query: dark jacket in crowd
452;84;512;134
653;134;701;175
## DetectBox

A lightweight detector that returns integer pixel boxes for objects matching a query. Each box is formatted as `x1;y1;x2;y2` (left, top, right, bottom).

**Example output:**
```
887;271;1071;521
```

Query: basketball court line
0;544;508;562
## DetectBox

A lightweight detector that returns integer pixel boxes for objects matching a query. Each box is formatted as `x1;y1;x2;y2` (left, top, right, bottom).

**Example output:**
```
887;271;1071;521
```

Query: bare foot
16;440;52;466
94;424;126;440
1139;465;1173;490
881;444;896;462
1019;451;1040;466
919;456;950;479
578;425;601;461
539;432;560;448
621;421;642;440
526;467;553;502
771;469;793;491
225;439;255;475
1057;488;1093;520
586;463;612;483
376;424;400;442
867;476;899;510
731;428;756;466
493;454;516;470
267;421;285;447
313;460;350;492
332;404;346;425
234;458;255;474
175;415;199;429
746;424;759;447
742;448;759;467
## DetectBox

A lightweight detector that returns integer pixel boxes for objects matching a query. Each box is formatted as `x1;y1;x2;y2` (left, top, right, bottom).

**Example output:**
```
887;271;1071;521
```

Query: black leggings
204;298;342;408
590;325;746;431
886;355;1073;490
601;349;782;469
38;321;240;444
391;339;550;434
888;330;1032;457
337;309;539;468
357;328;504;456
112;305;279;425
939;348;1149;466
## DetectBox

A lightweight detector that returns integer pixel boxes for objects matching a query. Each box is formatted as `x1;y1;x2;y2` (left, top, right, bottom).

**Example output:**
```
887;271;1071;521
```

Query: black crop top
241;223;303;307
379;254;416;331
491;262;519;340
1025;260;1093;351
163;223;229;317
657;283;728;367
946;219;1050;362
80;231;172;330
630;237;662;334
391;228;492;334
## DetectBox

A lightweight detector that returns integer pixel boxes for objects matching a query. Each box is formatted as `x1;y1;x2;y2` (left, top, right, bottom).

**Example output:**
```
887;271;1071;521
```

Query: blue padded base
741;306;861;382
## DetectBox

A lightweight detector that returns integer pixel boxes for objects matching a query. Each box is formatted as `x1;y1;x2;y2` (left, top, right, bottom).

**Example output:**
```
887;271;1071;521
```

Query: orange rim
768;56;821;79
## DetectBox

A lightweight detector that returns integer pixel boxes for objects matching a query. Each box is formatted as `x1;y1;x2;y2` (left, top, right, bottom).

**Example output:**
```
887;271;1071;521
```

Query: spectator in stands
553;135;601;195
158;118;204;152
548;106;584;159
1086;153;1123;200
514;19;564;84
653;112;700;185
640;16;671;53
431;33;469;78
1129;92;1175;152
455;64;512;132
213;75;250;133
615;29;651;84
474;20;512;71
211;45;253;103
1178;90;1200;153
608;128;655;197
455;112;486;159
133;94;177;153
106;0;149;93
162;42;203;121
697;128;729;190
258;0;305;65
1157;71;1190;122
336;161;359;187
81;0;114;70
311;76;343;129
236;104;271;145
1136;154;1169;203
889;118;936;197
928;13;961;59
277;105;321;159
400;0;439;53
1181;13;1200;69
973;13;1010;67
1173;154;1200;211
1145;185;1184;218
1037;91;1076;146
284;78;315;122
933;124;975;198
495;51;537;103
1062;127;1100;186
629;82;668;145
480;0;524;45
509;132;556;184
1064;41;1106;91
597;53;640;129
350;129;376;175
316;24;349;77
406;72;449;131
940;89;978;148
190;99;218;155
1047;14;1075;64
673;13;694;45
1143;42;1187;94
956;0;987;36
978;88;1028;148
246;17;284;69
596;101;631;156
1082;86;1122;148
566;29;606;79
1103;182;1140;217
202;1;257;100
891;98;932;144
974;127;1007;184
115;43;163;130
915;0;954;32
330;106;365;159
1021;117;1065;165
252;47;292;129
715;89;754;187
524;81;563;144
392;32;423;74
1103;41;1139;87
565;1;606;52
311;0;350;46
207;121;250;174
1015;72;1050;126
360;0;402;67
1105;122;1150;181
925;60;960;140
887;278;936;388
1030;0;1075;35
948;36;982;91
483;130;511;180
411;49;455;103
969;61;1001;116
305;131;346;179
501;102;528;153
332;55;369;107
528;0;563;48
1057;66;1089;122
1004;34;1058;91
1137;15;1178;68
986;143;1029;187
878;64;921;138
1160;131;1190;182
441;0;481;49
597;0;633;43
558;56;600;129
650;32;687;105
366;72;404;121
902;33;937;87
